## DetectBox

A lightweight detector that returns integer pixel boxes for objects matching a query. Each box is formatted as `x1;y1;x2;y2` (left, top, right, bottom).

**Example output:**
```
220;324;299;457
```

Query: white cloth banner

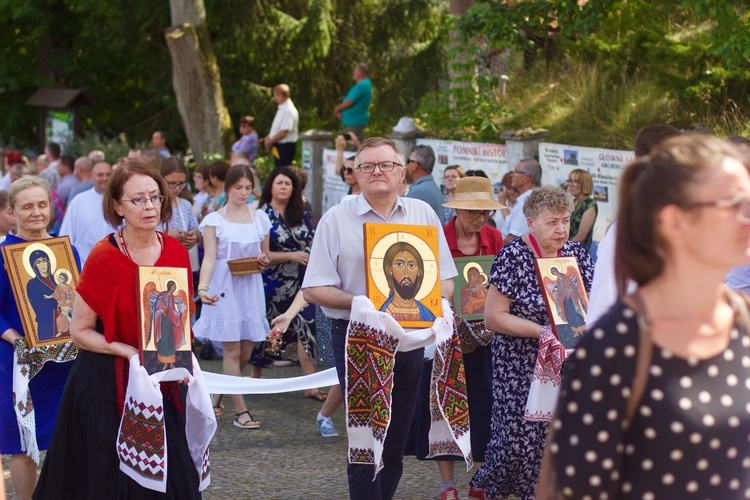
202;368;339;395
117;354;215;493
345;296;472;477
320;139;507;216
524;326;570;422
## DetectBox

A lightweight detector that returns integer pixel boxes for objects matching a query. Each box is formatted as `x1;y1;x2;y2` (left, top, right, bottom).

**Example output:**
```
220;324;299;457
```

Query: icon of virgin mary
26;249;59;341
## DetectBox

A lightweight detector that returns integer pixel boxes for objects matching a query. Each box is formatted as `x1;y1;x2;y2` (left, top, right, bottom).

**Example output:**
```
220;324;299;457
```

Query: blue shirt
341;78;372;127
406;175;445;221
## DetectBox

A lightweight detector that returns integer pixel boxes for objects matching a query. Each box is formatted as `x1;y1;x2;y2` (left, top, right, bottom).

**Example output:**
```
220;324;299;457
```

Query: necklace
528;233;561;258
118;228;163;263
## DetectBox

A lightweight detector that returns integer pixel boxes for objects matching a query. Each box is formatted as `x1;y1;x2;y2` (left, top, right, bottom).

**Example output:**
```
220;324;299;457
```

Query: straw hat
442;176;506;210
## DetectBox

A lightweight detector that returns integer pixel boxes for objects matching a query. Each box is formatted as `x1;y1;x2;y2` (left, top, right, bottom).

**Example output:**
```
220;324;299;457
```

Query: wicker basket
227;257;260;275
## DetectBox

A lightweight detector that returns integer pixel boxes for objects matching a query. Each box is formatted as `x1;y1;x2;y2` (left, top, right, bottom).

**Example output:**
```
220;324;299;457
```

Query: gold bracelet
198;283;210;289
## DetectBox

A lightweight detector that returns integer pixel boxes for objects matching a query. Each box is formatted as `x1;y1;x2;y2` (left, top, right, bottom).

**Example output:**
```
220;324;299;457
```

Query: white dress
193;208;271;342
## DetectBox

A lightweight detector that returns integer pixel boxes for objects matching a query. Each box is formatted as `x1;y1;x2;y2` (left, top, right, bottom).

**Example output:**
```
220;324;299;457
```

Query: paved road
3;354;479;499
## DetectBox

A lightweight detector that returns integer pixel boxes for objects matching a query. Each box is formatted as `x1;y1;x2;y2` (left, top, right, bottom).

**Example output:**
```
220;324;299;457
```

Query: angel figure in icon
143;280;189;370
544;266;587;336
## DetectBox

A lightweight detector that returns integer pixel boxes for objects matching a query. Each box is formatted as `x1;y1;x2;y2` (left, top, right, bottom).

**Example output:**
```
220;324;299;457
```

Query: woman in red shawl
34;160;202;499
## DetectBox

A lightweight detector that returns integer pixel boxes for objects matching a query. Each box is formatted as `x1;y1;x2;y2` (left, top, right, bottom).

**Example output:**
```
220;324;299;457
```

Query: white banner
321;139;508;215
538;142;634;242
203;367;339;395
416;138;508;187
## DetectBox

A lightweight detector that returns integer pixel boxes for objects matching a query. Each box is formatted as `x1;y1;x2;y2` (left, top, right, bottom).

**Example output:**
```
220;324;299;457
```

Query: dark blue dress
253;206;316;364
0;234;81;455
470;238;593;499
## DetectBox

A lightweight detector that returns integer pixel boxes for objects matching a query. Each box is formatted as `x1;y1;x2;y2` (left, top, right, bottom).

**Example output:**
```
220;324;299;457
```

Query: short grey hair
75;156;94;174
355;137;406;168
518;159;542;187
9;176;51;209
409;145;436;174
523;186;574;220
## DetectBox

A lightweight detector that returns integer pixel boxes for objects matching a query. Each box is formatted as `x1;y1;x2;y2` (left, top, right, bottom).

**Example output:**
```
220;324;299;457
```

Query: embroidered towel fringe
12;339;78;464
116;353;216;493
427;327;473;469
524;326;570;422
345;296;471;479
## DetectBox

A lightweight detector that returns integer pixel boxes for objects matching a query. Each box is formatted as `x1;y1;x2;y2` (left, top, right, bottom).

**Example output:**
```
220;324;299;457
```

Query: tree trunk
448;0;475;101
166;0;232;163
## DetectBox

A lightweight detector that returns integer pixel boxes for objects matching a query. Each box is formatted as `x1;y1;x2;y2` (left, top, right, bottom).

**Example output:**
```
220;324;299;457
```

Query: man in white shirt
302;137;456;499
264;83;299;168
60;162;114;262
501;159;542;244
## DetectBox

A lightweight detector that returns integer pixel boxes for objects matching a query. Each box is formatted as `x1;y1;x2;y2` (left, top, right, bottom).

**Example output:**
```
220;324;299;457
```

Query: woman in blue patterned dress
470;186;593;500
255;168;324;397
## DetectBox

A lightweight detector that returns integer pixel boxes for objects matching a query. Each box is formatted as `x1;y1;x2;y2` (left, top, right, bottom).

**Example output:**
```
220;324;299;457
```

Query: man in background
68;156;96;202
501;159;542;244
40;142;61;189
56;156;81;205
265;83;299;167
334;63;372;144
586;123;682;326
152;131;170;159
405;145;444;220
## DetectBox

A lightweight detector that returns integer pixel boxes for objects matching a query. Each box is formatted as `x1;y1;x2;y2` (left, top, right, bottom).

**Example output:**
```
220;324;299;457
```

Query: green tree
0;0;449;153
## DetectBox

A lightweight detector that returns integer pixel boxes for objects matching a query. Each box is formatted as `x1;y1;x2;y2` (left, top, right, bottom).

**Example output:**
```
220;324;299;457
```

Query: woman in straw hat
405;176;505;500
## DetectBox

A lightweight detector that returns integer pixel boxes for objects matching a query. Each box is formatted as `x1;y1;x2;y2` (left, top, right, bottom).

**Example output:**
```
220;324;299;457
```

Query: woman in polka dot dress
470;186;593;499
549;135;750;498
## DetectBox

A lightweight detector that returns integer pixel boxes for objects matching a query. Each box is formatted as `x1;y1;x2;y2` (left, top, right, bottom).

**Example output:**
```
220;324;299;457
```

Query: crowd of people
2;71;750;500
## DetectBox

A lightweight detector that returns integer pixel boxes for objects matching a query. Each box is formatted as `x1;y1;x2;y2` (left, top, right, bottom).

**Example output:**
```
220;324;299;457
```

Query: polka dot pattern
550;300;750;498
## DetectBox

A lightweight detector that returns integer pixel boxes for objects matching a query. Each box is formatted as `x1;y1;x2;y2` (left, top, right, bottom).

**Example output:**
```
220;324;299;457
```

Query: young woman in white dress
194;164;271;429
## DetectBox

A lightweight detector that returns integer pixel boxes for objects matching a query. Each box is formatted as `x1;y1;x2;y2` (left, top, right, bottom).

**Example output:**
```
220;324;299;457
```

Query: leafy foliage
1;0;448;153
64;132;134;162
416;55;514;143
426;0;750;148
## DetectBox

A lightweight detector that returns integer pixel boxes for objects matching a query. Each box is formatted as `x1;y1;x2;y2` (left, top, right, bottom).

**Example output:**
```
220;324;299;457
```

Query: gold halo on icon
463;262;487;284
53;268;71;284
22;243;57;278
370;232;438;301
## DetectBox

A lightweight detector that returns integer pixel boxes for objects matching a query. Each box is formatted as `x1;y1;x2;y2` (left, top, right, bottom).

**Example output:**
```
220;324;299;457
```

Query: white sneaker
317;418;338;437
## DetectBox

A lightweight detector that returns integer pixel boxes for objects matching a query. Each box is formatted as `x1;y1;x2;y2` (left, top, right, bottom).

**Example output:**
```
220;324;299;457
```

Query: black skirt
33;349;201;500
